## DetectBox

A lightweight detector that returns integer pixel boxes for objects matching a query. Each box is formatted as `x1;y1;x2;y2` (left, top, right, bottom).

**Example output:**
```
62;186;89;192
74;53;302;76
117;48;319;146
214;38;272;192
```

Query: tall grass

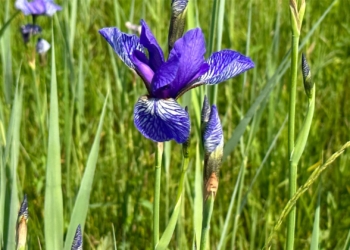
0;0;349;249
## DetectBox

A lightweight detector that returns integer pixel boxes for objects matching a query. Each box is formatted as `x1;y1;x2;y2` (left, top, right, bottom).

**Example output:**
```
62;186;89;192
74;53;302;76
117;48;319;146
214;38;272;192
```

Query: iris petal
15;0;61;16
44;0;62;16
151;54;179;98
169;28;207;98
140;20;165;71
134;96;190;143
203;105;223;153
199;50;255;85
99;27;145;70
132;50;154;88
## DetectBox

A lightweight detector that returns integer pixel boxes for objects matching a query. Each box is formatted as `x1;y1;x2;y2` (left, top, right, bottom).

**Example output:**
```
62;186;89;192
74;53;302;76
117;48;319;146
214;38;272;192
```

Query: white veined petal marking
203;106;223;153
134;96;190;143
114;33;144;69
200;50;254;85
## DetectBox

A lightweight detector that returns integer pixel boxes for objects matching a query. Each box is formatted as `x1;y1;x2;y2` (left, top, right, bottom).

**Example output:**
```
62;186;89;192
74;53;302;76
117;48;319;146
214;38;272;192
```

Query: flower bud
302;53;314;98
71;225;83;250
16;195;28;250
201;98;224;200
168;0;188;51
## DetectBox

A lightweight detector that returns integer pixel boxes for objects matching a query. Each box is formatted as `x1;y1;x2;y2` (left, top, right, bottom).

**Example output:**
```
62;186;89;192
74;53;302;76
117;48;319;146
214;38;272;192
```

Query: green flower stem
177;157;189;200
200;193;214;250
286;33;299;250
286;1;303;248
153;142;164;248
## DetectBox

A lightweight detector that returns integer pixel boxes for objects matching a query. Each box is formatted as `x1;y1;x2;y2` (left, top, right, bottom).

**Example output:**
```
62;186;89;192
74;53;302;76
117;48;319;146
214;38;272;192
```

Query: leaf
64;93;109;250
44;28;64;250
310;189;321;250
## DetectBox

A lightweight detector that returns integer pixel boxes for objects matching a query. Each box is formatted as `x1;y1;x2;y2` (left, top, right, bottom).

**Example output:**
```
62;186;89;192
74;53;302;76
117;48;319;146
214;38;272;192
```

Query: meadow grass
1;0;350;249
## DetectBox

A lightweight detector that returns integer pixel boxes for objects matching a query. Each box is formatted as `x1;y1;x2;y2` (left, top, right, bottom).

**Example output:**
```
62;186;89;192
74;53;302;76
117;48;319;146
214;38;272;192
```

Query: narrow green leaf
156;154;189;250
1;0;14;104
193;143;203;249
69;0;78;52
217;166;243;250
310;188;321;250
0;11;19;39
343;229;350;250
64;93;109;250
0;128;4;248
155;195;182;250
200;195;214;250
44;28;64;250
0;63;22;247
291;86;315;165
77;44;85;116
4;79;23;250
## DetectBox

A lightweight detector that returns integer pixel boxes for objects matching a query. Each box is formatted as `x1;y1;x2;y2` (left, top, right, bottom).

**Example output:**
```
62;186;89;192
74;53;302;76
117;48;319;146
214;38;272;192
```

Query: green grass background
1;0;350;249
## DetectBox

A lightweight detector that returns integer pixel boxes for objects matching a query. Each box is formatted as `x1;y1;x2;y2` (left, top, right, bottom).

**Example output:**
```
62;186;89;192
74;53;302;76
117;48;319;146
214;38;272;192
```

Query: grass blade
64;93;109;250
44;27;64;250
193;143;203;249
3;78;23;250
310;187;321;250
155;196;182;250
1;0;13;104
0;11;19;39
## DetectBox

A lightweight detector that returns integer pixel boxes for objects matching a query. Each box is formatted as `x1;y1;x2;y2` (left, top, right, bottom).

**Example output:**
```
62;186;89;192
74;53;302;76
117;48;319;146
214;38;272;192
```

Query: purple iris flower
99;20;254;143
15;0;62;16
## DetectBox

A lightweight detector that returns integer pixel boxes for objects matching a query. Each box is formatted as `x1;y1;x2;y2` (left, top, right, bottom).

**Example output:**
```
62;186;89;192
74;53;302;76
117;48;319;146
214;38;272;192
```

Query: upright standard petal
151;53;179;99
199;50;254;85
99;27;144;70
140;20;164;71
132;50;154;89
203;105;223;153
169;28;208;98
134;96;190;143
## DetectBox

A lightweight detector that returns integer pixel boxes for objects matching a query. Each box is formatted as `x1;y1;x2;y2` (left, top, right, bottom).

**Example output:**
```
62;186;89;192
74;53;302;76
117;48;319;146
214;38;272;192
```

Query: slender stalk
200;194;214;250
153;142;163;248
231;156;247;249
286;10;301;250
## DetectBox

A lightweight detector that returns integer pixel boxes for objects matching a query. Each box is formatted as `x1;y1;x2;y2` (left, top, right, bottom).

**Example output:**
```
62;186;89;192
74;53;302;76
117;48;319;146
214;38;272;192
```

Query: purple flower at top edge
15;0;62;16
99;20;254;143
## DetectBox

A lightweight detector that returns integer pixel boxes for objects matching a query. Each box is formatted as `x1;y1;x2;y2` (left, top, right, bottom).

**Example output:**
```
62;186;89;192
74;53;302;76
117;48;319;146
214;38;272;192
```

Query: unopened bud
201;99;224;200
71;225;83;250
168;0;188;51
16;195;28;250
302;54;314;98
